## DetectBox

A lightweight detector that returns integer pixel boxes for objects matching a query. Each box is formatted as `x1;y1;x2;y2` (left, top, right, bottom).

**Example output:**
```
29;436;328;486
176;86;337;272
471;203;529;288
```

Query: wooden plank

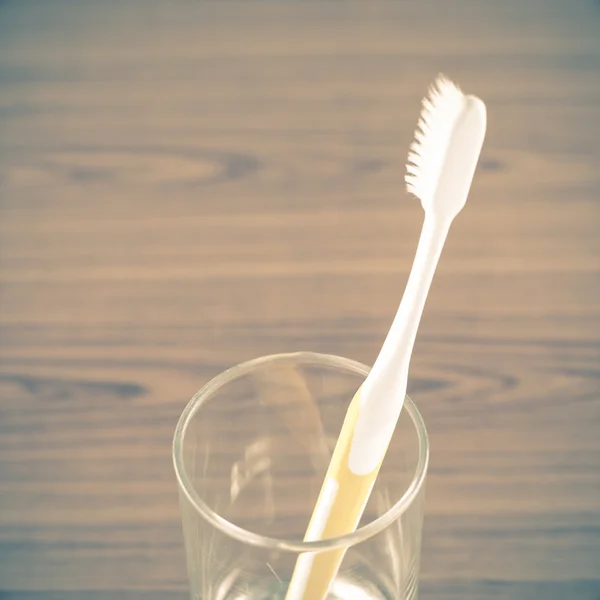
1;0;599;597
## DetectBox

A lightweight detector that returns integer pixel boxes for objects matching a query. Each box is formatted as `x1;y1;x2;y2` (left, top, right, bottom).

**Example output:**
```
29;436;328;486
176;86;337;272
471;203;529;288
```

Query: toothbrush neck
378;214;452;370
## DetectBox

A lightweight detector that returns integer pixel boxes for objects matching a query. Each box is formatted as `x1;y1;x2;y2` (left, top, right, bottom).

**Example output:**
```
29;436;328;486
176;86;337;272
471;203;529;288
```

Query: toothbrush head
405;74;487;220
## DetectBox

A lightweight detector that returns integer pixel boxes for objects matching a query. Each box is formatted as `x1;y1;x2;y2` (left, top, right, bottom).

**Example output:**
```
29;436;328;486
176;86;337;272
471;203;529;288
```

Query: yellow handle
285;388;385;600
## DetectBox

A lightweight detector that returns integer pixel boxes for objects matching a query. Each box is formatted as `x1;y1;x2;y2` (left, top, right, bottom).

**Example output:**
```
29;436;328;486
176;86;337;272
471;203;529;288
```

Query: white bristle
405;74;466;207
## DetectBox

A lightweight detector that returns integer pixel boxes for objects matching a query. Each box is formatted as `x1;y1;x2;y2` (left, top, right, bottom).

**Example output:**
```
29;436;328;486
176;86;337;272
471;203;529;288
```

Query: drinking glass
173;352;429;599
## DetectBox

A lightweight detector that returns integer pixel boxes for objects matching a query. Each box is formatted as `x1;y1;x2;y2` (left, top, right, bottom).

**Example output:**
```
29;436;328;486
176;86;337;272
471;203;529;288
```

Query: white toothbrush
285;75;487;600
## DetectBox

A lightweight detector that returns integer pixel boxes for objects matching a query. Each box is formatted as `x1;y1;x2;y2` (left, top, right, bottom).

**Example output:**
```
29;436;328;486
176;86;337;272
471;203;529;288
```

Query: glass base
214;564;419;600
222;573;391;600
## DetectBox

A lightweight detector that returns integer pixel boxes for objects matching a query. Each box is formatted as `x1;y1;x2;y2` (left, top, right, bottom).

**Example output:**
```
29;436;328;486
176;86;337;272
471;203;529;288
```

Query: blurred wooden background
1;0;599;598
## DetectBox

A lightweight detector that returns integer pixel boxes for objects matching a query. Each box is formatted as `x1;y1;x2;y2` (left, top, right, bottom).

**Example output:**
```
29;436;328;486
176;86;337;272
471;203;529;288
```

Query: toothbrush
285;75;487;600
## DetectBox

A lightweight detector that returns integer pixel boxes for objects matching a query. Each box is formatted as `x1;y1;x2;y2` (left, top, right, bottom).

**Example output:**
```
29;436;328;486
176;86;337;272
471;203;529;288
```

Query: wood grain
1;0;599;598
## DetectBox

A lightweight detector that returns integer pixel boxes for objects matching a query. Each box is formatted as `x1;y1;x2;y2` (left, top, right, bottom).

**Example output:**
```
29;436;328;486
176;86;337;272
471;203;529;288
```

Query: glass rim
173;351;429;553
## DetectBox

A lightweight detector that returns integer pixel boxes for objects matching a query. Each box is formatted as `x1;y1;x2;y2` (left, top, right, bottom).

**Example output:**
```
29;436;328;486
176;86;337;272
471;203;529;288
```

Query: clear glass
173;352;429;600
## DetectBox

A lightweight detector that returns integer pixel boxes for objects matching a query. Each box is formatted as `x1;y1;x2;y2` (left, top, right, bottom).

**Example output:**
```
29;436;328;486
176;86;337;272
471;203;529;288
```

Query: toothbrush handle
375;215;451;372
285;388;383;600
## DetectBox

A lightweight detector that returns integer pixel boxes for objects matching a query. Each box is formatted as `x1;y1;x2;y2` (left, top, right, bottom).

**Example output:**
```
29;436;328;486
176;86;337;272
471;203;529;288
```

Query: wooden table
1;0;599;598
